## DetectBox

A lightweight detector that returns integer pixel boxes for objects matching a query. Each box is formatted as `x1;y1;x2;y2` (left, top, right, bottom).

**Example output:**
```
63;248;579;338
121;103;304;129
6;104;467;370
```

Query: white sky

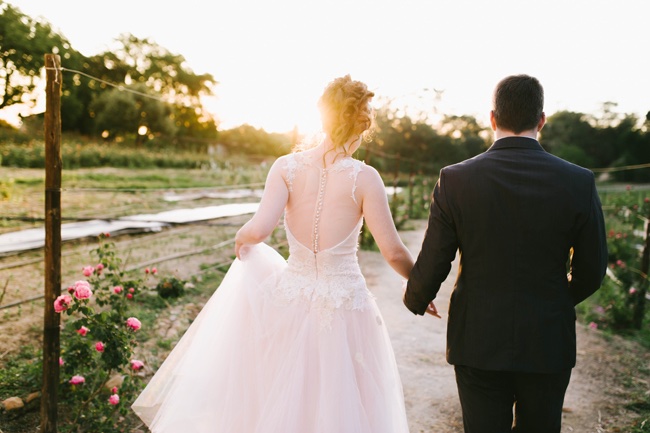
5;0;650;134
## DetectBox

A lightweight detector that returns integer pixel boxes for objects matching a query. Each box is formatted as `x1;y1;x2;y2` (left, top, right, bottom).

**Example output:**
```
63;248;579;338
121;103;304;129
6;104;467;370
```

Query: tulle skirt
132;243;409;433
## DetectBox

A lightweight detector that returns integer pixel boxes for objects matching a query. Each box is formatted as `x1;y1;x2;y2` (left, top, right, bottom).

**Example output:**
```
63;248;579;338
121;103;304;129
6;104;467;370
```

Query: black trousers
454;365;572;433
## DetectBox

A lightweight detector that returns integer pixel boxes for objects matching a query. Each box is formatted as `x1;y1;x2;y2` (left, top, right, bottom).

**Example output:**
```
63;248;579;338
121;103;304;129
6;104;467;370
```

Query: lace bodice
264;151;374;327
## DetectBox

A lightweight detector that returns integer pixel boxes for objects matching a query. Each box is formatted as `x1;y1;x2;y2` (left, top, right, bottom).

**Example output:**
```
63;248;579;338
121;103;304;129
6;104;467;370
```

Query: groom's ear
537;112;546;132
490;110;497;131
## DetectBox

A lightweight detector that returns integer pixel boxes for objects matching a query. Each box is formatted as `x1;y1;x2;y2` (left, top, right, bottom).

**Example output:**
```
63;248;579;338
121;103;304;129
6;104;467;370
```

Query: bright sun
204;84;324;137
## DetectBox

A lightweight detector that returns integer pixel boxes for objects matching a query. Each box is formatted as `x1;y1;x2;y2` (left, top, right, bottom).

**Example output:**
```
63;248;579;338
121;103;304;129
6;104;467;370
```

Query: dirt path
360;219;642;433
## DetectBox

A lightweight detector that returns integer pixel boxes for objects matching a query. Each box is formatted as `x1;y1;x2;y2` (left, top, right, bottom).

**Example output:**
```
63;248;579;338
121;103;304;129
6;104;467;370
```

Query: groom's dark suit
404;136;607;431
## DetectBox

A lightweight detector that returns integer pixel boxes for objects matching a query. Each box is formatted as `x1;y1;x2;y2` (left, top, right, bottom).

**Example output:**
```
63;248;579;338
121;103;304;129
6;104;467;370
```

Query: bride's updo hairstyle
317;75;375;156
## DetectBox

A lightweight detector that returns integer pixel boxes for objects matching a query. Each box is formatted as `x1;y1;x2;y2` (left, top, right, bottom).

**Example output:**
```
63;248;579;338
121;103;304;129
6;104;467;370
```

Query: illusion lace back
270;152;372;327
132;151;410;433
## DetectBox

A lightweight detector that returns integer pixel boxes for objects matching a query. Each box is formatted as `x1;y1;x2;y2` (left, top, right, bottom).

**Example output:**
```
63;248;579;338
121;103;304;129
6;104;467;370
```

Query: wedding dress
132;152;409;433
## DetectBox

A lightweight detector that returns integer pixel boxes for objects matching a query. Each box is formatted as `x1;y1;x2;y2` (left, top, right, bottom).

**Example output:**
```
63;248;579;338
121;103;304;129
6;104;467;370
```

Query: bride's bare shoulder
356;163;385;194
357;162;381;181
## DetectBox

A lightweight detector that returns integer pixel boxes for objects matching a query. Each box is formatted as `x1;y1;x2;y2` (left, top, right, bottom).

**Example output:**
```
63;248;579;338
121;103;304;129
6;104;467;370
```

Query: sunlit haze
4;0;650;135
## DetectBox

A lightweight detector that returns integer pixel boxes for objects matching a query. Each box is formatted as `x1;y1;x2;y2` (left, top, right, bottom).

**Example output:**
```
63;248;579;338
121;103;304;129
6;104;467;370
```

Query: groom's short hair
492;75;544;134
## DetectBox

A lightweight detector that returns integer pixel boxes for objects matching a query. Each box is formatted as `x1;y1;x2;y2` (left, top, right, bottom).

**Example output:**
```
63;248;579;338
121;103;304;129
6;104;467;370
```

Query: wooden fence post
407;162;415;218
391;154;401;214
634;214;650;329
42;53;62;433
420;171;429;211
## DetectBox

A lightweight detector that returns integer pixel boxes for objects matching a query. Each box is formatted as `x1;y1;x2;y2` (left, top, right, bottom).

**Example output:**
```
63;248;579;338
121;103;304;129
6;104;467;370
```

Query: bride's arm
235;159;288;259
360;167;414;279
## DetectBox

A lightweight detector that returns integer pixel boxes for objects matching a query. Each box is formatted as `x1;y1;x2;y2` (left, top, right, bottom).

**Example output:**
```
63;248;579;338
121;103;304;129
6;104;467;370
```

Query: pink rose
630;287;638;295
67;286;75;294
145;268;150;274
126;317;142;331
108;394;120;405
82;266;95;277
588;322;598;330
95;341;105;352
105;232;110;237
128;287;135;293
77;326;90;336
73;281;93;300
113;285;123;294
131;359;145;371
96;263;104;274
59;357;64;366
126;293;133;300
111;386;118;394
69;375;85;385
151;267;158;275
54;295;72;313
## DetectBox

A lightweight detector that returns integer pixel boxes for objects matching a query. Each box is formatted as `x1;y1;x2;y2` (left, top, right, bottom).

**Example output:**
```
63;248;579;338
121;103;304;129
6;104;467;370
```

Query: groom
404;74;608;432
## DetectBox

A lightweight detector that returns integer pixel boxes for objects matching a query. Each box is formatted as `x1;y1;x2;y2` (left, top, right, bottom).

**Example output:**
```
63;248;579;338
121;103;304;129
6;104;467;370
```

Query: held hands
402;279;442;319
425;301;442;318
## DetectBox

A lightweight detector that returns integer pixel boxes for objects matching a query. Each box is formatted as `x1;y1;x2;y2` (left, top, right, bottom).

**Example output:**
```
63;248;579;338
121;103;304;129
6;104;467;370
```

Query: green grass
0;345;42;398
3;165;269;190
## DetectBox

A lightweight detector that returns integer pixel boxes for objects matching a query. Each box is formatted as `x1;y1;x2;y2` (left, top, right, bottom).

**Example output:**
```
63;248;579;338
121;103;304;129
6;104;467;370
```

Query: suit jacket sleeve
404;169;459;315
569;174;608;305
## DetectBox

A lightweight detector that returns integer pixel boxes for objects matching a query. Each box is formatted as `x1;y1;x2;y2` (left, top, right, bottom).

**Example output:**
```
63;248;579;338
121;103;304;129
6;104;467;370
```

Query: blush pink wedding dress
132;152;409;433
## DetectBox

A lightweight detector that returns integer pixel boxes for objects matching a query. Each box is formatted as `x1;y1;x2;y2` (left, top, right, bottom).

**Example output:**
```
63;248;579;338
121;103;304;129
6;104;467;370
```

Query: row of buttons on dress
312;169;327;253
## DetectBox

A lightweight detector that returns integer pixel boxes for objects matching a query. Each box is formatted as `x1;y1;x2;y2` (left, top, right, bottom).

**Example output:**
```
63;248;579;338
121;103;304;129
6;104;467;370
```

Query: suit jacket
404;136;608;373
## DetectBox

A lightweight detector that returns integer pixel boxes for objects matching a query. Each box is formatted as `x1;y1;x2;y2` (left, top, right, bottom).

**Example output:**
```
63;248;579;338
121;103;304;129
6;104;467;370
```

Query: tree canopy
0;1;77;110
0;2;218;141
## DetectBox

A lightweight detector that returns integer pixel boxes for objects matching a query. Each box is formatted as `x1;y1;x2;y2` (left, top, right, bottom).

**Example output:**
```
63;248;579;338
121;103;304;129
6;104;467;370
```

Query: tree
370;106;488;173
0;1;77;111
80;34;216;114
437;114;490;160
171;105;218;143
90;84;176;139
606;114;650;182
541;111;602;166
1;3;219;139
75;34;218;138
218;124;292;156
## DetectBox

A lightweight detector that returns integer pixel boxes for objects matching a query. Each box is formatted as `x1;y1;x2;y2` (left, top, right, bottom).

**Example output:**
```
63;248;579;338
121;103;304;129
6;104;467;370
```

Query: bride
132;75;438;432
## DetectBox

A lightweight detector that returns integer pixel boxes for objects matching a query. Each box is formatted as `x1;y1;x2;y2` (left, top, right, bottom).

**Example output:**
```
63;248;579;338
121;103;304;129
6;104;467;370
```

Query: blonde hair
316;75;375;158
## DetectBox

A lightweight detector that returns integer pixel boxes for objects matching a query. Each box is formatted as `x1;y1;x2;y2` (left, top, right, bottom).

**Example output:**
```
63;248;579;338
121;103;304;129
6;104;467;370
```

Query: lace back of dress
283;152;363;253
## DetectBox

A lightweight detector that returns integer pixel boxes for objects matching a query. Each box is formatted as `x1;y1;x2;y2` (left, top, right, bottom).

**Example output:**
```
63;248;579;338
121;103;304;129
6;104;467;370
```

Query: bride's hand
235;240;246;260
234;228;248;260
425;301;442;319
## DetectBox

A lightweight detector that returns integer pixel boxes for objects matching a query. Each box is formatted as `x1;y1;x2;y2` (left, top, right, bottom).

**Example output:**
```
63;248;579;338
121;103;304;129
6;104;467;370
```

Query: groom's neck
494;128;539;141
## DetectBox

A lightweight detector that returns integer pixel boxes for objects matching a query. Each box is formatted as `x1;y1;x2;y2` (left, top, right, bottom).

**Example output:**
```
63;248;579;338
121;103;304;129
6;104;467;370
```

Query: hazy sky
5;0;650;134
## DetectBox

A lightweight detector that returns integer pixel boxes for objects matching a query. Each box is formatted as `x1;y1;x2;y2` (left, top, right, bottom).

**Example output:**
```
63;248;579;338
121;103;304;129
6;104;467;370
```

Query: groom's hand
425;301;442;318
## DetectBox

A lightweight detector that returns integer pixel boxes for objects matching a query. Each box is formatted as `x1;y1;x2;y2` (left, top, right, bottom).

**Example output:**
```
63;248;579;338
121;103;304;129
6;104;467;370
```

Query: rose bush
580;187;650;332
55;233;152;432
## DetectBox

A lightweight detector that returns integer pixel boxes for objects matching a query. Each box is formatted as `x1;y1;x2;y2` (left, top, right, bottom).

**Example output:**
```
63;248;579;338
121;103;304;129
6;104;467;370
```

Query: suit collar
488;136;545;152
